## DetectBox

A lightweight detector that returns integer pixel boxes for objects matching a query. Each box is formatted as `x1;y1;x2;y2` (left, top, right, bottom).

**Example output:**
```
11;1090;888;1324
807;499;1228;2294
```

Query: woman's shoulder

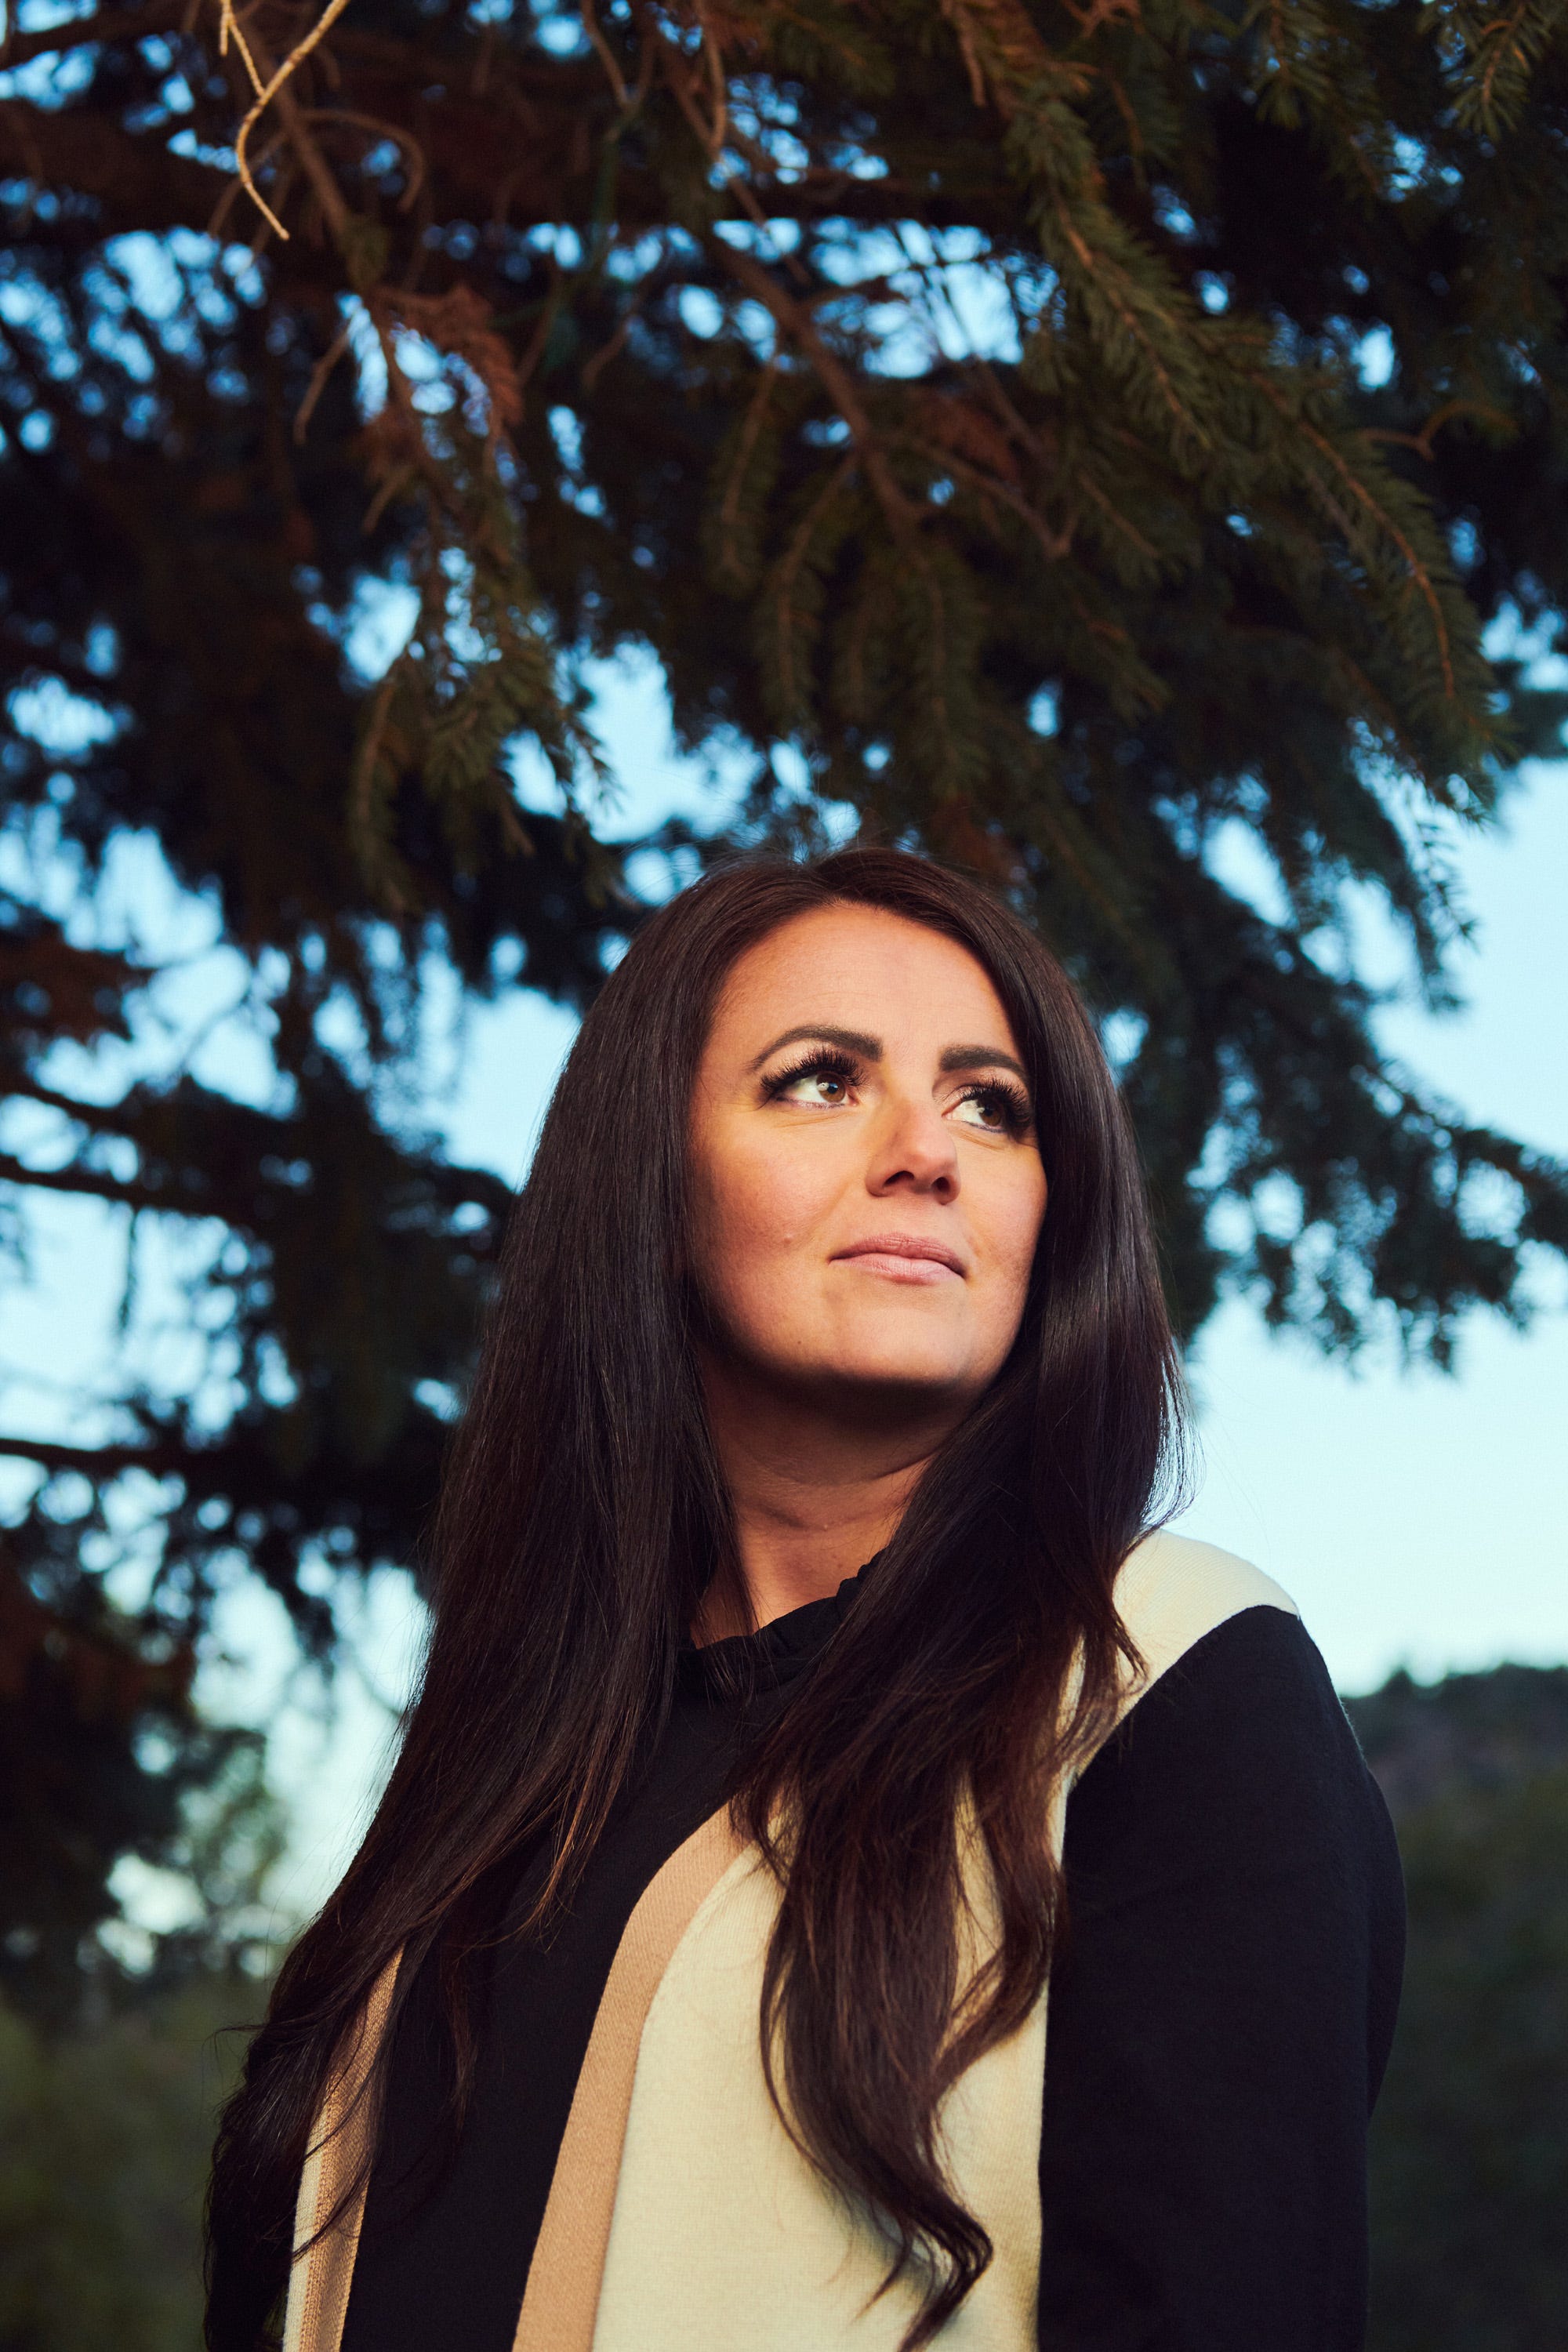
1092;1534;1399;1920
1050;1548;1408;2288
1095;1527;1392;1840
1114;1526;1298;1693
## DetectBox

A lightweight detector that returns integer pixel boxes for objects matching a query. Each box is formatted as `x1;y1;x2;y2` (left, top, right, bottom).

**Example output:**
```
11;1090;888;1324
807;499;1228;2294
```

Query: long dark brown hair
205;848;1184;2347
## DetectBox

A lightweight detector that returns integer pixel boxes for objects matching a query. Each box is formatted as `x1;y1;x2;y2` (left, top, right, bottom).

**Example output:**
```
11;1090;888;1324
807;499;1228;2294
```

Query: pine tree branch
0;1152;164;1214
769;451;856;716
1289;409;1458;699
0;1434;185;1475
899;434;1073;560
1054;215;1206;449
708;239;920;542
1075;469;1161;564
0;1081;144;1138
713;351;780;579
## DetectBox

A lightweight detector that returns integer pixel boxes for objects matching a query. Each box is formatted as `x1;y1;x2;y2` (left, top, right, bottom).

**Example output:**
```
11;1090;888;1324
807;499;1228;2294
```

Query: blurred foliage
0;1701;283;2352
0;1970;259;2352
1;1534;289;2023
1348;1665;1568;2350
4;0;1568;2003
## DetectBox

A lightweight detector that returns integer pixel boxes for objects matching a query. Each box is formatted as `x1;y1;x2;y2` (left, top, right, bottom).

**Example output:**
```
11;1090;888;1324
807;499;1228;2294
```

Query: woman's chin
799;1344;985;1417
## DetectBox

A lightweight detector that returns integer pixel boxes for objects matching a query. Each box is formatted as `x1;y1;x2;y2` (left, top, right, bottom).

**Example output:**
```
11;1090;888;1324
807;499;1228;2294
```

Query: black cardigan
342;1586;1403;2351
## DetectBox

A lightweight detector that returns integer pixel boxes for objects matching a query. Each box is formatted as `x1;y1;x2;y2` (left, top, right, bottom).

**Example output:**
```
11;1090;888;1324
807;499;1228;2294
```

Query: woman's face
688;904;1048;1418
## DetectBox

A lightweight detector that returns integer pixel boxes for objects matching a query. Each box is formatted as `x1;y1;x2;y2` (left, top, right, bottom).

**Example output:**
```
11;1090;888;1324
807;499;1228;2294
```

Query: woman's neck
695;1347;956;1639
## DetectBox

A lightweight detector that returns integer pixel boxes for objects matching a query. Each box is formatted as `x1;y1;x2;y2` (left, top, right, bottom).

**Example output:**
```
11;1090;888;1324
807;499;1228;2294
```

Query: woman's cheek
696;1142;793;1316
968;1181;1044;1348
734;1131;831;1246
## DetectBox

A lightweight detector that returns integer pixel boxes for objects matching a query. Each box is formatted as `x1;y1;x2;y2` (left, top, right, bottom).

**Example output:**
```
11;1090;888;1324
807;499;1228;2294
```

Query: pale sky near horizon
4;654;1565;1929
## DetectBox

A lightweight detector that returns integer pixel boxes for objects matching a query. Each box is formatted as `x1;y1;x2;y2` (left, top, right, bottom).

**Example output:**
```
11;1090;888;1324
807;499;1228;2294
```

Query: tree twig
219;0;358;240
301;106;429;211
294;309;353;441
579;0;627;106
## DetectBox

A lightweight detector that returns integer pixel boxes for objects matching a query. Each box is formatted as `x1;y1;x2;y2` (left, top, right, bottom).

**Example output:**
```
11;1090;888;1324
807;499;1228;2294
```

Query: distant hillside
1348;1663;1568;2352
1345;1661;1568;1817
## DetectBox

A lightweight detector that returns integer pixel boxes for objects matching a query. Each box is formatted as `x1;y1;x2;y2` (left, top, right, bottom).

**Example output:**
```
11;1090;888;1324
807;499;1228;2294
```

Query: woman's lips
832;1236;966;1283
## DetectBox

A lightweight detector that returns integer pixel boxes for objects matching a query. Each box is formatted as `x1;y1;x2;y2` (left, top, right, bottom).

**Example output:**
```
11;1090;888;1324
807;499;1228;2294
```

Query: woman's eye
952;1085;1027;1134
772;1063;855;1105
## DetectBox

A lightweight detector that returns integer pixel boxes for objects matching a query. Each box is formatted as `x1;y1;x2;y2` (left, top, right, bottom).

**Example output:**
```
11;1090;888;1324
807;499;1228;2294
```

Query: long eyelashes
760;1047;1033;1137
959;1077;1034;1137
760;1046;860;1102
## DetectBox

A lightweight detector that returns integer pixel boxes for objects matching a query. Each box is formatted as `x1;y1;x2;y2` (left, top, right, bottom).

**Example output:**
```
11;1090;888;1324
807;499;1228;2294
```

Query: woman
206;848;1404;2352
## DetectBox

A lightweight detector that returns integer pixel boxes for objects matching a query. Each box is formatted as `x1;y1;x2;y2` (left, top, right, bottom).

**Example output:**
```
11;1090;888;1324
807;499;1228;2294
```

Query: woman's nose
864;1095;959;1199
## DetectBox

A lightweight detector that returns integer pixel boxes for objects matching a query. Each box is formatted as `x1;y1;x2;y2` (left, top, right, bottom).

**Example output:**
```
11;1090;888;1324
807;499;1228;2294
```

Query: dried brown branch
205;125;287;236
269;71;352;238
219;0;359;238
938;0;1058;114
700;5;728;158
510;255;567;409
1472;0;1537;125
1061;0;1141;34
1363;397;1516;461
660;16;727;160
388;282;524;428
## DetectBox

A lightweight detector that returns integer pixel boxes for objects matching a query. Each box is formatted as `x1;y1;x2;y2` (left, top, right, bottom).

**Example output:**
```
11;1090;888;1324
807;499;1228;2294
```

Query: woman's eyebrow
939;1042;1029;1083
747;1025;1028;1086
749;1022;882;1070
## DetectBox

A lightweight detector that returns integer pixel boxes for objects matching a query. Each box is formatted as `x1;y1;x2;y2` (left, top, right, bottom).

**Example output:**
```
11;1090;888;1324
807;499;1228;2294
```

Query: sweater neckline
677;1566;869;1697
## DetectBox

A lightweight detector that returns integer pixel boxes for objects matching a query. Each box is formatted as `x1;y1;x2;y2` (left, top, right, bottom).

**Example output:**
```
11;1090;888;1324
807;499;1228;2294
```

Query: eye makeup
758;1044;1034;1138
950;1076;1034;1138
759;1045;859;1105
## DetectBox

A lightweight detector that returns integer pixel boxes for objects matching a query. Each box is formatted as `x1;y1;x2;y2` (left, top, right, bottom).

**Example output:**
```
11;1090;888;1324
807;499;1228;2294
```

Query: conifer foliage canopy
2;0;1568;1997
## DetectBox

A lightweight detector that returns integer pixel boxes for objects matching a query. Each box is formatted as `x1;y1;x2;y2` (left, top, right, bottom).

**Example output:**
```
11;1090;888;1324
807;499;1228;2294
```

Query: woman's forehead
713;905;1017;1044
